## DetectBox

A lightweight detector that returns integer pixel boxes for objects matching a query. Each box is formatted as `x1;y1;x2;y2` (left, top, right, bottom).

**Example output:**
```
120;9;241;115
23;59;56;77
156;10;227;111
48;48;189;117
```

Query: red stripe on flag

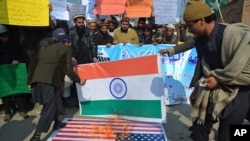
76;55;159;80
55;134;115;139
60;128;162;133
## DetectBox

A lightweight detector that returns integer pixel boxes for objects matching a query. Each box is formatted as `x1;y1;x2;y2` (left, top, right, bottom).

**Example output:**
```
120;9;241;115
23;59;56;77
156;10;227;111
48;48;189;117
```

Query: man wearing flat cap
87;19;98;35
162;24;178;44
182;1;250;141
93;22;113;47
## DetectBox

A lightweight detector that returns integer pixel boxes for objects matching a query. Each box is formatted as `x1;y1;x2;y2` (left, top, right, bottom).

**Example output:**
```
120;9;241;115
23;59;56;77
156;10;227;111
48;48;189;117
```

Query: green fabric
0;63;31;98
80;100;162;119
205;0;227;19
190;23;250;123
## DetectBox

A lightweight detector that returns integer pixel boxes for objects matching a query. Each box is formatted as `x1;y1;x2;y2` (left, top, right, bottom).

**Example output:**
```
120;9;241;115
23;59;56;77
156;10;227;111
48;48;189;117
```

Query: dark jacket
68;27;96;64
27;42;80;92
0;37;22;64
139;34;153;44
93;32;113;46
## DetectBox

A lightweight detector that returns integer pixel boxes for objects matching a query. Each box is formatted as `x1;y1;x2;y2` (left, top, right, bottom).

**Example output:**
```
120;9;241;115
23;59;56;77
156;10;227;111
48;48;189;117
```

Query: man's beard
76;26;85;36
120;28;128;33
137;26;143;30
100;31;109;39
109;28;114;32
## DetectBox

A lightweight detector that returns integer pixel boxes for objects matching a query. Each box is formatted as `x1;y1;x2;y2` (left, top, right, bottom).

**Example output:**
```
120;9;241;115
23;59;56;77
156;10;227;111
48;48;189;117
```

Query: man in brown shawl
182;0;250;141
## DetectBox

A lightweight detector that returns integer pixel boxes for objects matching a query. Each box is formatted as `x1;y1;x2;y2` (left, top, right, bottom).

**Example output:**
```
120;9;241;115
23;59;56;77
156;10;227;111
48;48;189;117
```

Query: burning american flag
48;117;167;141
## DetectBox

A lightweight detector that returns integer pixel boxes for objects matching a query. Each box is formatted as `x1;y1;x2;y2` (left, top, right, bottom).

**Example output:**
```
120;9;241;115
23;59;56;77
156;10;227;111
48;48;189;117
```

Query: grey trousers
33;83;64;132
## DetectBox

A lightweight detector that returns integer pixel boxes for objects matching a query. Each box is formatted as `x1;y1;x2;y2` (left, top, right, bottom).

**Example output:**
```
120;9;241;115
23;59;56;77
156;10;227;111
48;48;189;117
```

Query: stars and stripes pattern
48;118;167;141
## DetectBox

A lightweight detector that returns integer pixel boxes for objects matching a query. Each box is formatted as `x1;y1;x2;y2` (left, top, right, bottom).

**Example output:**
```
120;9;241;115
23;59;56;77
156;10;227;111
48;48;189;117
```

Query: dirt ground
0;102;222;141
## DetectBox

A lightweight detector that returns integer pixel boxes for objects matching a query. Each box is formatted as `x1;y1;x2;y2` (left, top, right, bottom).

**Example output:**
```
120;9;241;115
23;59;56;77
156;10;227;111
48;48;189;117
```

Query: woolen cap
87;19;97;24
72;14;85;20
166;24;175;30
98;22;109;28
106;19;116;24
183;0;213;22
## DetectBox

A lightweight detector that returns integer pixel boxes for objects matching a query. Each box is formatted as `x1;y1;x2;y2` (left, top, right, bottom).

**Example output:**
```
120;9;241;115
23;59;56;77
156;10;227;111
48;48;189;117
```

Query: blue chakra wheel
109;78;127;99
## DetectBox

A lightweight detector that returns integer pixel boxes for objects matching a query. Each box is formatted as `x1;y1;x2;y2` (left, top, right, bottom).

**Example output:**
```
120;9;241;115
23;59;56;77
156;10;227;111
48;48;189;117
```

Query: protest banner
125;0;152;18
153;0;183;24
50;0;69;21
0;0;49;26
76;55;166;123
94;0;126;15
0;63;31;98
85;0;96;19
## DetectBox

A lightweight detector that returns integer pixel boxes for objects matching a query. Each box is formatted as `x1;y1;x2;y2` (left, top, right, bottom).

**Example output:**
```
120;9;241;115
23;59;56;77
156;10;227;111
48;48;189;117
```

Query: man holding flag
28;29;86;141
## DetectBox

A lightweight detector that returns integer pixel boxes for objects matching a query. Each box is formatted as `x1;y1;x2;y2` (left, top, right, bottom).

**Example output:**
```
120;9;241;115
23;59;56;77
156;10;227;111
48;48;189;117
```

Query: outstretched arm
159;37;195;56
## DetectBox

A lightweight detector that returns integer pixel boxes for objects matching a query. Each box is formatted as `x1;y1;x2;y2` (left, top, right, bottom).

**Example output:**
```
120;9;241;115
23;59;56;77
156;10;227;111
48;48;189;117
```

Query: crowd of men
0;13;192;141
0;14;192;118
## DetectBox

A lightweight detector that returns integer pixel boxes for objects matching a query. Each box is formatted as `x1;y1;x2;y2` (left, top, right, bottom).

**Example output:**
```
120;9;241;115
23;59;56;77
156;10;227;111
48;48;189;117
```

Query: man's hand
123;40;130;45
93;57;98;63
106;43;112;47
72;57;78;66
113;40;118;45
159;49;168;55
79;79;86;86
28;85;33;91
12;60;19;65
153;42;158;45
189;86;198;106
203;76;218;89
49;4;52;12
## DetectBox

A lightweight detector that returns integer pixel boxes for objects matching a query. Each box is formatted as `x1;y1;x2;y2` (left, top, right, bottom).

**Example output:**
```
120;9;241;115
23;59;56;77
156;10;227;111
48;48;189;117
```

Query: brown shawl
190;23;250;124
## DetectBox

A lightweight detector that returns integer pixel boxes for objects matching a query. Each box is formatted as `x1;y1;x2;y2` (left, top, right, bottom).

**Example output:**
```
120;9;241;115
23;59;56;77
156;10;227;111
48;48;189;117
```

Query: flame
73;115;131;140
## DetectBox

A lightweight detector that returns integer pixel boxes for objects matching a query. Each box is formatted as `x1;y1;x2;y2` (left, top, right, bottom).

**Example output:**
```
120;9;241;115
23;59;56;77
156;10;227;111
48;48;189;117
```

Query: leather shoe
30;132;41;141
53;120;66;131
30;137;41;141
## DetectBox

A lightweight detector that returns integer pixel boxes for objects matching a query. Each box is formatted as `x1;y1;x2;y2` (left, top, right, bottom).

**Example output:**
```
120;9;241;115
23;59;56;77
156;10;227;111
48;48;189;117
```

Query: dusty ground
0;102;221;141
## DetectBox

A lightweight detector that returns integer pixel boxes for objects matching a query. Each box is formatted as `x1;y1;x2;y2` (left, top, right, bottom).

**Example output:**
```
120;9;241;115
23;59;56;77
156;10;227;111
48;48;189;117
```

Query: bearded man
93;22;113;47
113;18;139;45
68;14;98;64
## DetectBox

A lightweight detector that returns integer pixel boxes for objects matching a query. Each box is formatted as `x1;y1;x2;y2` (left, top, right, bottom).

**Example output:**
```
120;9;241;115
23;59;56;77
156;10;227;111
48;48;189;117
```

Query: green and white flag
205;0;227;19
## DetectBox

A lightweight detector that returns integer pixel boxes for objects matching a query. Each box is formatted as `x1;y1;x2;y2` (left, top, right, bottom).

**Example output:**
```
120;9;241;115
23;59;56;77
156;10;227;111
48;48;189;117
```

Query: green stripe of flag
80;100;162;119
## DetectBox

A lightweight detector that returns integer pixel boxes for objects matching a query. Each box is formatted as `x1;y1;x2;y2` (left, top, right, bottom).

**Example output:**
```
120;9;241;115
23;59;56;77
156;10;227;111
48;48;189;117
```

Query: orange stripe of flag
76;55;159;80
